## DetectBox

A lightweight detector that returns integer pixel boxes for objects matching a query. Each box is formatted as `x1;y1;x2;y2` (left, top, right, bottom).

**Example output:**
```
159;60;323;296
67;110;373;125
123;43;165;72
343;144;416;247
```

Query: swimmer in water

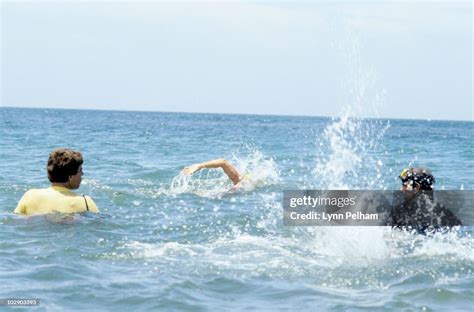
182;158;250;189
14;148;99;215
387;167;461;233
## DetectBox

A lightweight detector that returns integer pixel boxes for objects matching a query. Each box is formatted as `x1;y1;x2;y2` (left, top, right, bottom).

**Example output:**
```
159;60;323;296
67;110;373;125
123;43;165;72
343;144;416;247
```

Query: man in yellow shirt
14;148;99;215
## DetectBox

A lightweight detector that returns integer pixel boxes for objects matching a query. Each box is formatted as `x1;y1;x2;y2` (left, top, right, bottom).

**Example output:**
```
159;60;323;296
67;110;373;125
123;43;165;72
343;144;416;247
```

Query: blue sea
0;107;472;311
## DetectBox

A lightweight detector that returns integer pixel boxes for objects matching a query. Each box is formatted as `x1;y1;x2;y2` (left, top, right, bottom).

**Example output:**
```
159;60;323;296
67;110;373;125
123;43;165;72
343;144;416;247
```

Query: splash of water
105;226;472;287
314;33;389;190
165;146;280;197
231;145;281;190
301;30;394;266
314;115;389;189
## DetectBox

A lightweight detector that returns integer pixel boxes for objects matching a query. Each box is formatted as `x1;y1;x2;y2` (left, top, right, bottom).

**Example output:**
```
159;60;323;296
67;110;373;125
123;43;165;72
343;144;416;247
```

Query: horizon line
2;105;473;123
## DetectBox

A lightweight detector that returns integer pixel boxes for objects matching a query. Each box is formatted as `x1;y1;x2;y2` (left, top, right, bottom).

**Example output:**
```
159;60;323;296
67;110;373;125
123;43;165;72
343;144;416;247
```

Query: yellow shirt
14;186;99;215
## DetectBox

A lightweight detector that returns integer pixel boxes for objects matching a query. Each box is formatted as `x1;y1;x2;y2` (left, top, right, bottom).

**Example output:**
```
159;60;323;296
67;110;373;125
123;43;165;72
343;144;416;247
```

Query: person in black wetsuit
387;168;462;233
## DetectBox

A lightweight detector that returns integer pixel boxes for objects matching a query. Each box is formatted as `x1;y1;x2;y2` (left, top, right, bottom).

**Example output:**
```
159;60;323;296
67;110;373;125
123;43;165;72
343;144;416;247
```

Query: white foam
163;146;280;197
410;230;473;261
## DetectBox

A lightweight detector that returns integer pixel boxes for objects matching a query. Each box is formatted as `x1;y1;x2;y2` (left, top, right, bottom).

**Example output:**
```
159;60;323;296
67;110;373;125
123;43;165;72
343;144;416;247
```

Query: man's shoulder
83;195;96;202
27;187;58;196
22;188;45;197
83;195;99;212
15;188;46;214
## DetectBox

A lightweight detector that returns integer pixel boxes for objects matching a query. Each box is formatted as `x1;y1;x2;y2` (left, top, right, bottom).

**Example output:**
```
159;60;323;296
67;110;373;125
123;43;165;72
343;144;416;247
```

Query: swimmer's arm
182;159;241;185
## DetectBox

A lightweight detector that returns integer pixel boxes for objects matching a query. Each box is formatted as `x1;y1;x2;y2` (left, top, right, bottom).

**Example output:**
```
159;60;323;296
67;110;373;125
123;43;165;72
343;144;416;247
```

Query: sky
1;0;472;121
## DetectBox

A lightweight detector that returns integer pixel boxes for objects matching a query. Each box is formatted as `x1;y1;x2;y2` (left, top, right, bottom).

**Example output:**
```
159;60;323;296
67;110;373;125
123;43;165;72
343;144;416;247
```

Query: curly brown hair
47;148;83;183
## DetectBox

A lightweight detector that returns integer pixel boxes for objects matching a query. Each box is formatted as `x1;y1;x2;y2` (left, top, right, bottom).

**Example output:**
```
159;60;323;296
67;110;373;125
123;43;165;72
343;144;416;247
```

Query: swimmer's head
47;148;84;189
399;167;435;191
233;174;252;189
241;173;252;181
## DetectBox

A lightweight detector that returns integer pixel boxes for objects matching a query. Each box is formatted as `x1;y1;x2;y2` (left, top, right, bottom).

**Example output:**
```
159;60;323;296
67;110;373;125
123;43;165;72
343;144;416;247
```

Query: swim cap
399;168;435;190
241;173;252;181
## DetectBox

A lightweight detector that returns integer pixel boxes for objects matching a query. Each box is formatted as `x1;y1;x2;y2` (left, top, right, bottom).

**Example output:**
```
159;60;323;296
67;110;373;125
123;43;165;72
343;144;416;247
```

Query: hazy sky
1;0;472;121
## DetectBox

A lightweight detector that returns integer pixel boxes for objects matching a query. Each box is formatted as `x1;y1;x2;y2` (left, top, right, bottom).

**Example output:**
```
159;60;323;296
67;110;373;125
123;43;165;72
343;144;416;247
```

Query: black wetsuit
386;191;462;234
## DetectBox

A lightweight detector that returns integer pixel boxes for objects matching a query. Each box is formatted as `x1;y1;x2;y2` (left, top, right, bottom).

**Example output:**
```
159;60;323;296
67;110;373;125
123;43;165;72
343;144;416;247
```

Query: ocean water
0;107;472;311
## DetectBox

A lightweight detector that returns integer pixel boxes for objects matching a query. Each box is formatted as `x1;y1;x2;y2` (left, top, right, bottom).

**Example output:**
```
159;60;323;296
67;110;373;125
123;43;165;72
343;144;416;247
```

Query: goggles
399;168;412;183
399;168;435;188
